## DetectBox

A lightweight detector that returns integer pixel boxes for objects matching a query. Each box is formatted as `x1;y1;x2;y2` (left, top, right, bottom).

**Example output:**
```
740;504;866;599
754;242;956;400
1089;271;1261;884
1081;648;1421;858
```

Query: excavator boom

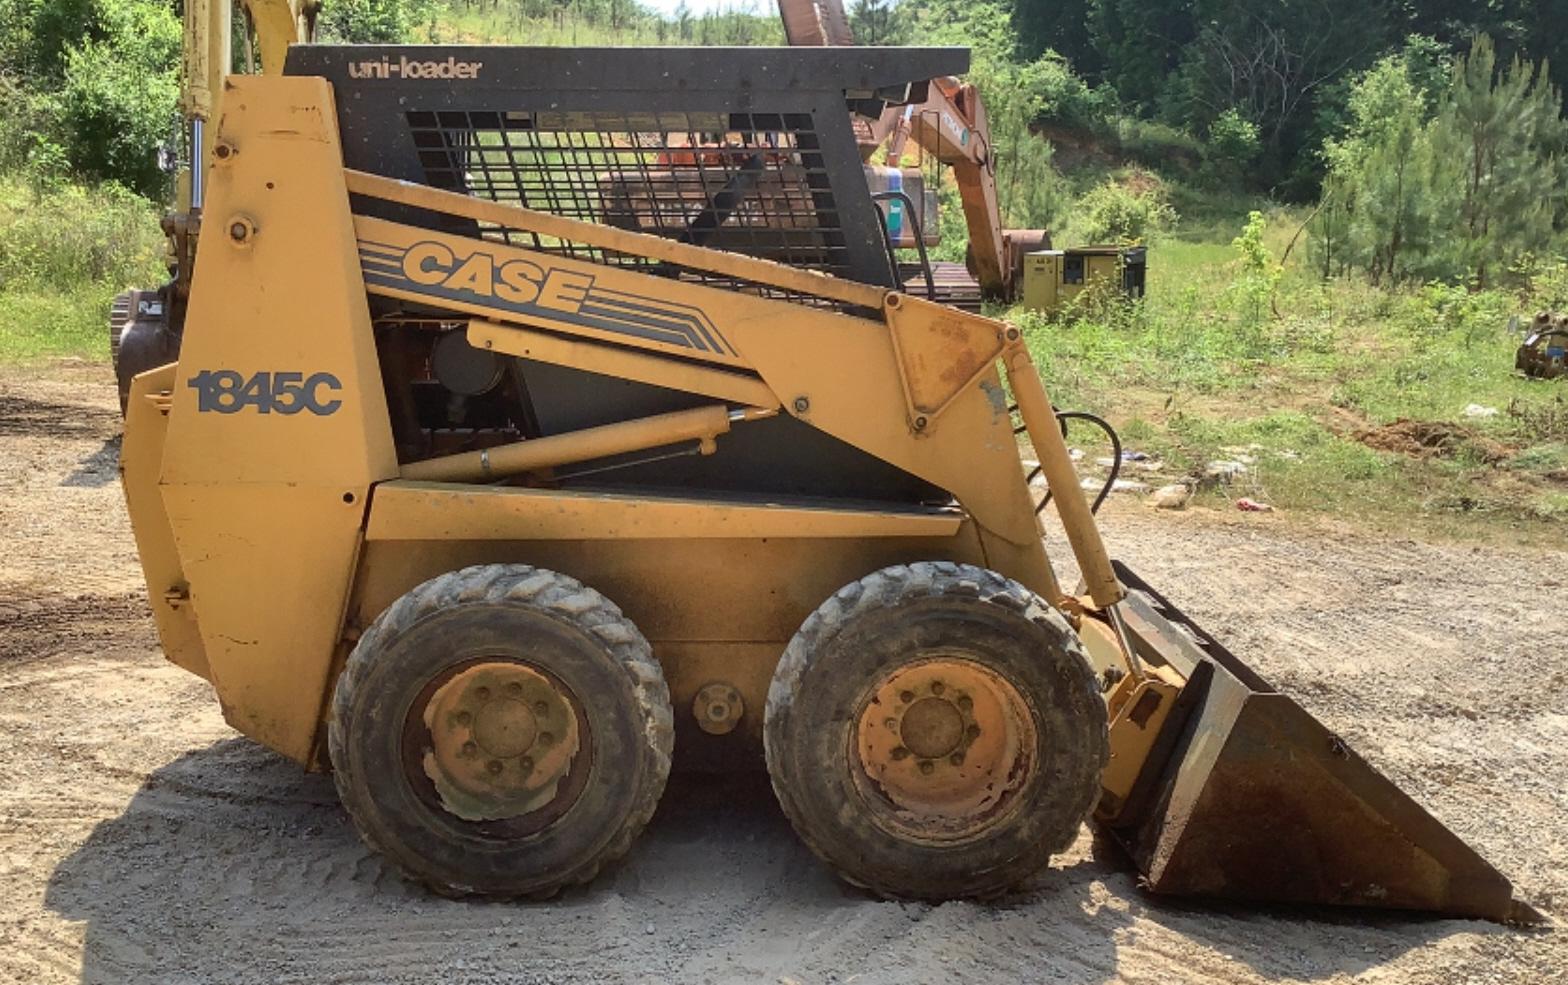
776;0;1041;299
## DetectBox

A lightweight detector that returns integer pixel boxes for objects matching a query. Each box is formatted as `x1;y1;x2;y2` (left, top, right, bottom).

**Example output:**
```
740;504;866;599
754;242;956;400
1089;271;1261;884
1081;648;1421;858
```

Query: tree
1318;54;1436;283
317;0;429;43
0;0;181;196
1312;35;1568;288
848;0;911;45
1429;36;1567;287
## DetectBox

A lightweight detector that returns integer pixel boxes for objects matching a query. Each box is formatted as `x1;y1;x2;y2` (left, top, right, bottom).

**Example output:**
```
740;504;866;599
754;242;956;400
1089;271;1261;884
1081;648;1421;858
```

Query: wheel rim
853;657;1037;844
405;659;587;829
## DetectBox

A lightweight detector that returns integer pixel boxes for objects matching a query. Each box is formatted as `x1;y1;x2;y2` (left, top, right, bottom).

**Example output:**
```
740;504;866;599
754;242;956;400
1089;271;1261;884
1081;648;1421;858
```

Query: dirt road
1;364;1562;984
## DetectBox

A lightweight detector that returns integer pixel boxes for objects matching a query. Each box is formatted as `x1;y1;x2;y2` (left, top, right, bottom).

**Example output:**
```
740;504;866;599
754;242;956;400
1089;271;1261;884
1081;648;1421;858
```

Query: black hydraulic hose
1017;408;1122;516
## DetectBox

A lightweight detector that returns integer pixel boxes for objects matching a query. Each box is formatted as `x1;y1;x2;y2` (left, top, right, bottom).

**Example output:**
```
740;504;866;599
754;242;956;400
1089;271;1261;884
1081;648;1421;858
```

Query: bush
57;37;179;198
0;176;164;291
1076;175;1177;244
0;0;180;197
1204;108;1261;181
318;0;435;43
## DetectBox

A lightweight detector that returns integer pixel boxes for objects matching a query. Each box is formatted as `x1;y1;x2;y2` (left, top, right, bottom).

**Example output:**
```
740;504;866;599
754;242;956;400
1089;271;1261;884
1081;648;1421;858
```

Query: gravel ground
0;363;1562;984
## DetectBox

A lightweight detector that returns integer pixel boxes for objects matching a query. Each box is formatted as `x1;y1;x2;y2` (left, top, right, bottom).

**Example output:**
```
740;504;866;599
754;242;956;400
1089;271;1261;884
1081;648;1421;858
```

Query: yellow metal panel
350;534;987;646
883;292;1006;422
355;215;755;369
162;484;365;761
1022;251;1060;312
344;169;888;310
469;319;779;409
1086;252;1120;287
347;207;1050;591
157;77;397;764
119;363;209;681
365;482;966;542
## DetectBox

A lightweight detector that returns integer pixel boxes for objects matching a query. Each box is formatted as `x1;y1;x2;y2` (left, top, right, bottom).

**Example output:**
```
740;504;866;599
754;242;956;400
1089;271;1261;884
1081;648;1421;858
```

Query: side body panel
158;76;398;763
349;483;992;768
120;364;209;680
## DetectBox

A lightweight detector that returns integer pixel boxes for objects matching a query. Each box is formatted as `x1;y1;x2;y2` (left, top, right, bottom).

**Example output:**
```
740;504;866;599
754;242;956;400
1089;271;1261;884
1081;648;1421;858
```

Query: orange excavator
778;0;1047;302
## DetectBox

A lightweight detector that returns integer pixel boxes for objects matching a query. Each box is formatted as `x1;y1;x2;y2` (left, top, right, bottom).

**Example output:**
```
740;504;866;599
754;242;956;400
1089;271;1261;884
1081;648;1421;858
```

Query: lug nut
519;756;533;771
957;695;973;712
534;700;549;715
462;741;477;757
949;752;965;766
884;717;898;730
538;731;553;745
507;682;523;696
475;686;490;701
919;760;935;775
899;690;914;704
456;710;472;726
891;746;910;761
486;760;503;775
966;724;981;740
930;681;945;696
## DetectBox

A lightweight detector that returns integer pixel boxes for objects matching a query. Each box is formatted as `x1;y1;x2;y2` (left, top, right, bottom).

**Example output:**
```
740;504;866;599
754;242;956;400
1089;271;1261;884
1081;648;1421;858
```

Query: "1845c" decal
187;370;343;415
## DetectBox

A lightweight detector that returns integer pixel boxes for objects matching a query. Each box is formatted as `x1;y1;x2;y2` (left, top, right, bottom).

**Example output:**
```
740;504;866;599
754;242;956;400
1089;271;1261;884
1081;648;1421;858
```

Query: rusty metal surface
854;659;1033;843
418;661;582;822
1103;562;1542;924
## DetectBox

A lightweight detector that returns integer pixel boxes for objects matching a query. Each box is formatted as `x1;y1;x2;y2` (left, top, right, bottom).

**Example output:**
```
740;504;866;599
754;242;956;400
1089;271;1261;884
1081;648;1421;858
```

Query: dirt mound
1355;419;1511;464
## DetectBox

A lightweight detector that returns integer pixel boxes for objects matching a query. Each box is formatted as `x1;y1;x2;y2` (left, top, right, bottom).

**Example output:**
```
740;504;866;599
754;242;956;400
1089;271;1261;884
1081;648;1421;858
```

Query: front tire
764;561;1107;899
329;564;673;898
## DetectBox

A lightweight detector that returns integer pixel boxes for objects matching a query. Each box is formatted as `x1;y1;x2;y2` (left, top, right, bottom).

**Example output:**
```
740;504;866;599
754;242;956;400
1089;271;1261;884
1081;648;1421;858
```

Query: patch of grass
1010;207;1568;537
0;174;163;363
0;287;118;360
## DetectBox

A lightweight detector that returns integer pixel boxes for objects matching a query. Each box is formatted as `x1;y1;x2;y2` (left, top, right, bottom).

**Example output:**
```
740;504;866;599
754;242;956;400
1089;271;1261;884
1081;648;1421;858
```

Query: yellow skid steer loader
117;18;1536;921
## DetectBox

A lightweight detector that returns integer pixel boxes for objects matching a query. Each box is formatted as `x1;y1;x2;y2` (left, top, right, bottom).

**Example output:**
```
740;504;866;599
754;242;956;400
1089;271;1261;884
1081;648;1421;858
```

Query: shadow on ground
44;737;1495;984
62;436;121;488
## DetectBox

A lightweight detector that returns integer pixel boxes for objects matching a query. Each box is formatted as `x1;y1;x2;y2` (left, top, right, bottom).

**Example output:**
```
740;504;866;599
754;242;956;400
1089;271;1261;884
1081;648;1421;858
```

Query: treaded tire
764;561;1107;900
329;563;673;898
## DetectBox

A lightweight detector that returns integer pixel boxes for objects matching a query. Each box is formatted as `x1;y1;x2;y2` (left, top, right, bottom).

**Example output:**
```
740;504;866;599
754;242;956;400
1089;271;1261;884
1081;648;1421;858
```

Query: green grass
1012;207;1568;538
0;174;164;361
0;287;120;360
416;4;783;46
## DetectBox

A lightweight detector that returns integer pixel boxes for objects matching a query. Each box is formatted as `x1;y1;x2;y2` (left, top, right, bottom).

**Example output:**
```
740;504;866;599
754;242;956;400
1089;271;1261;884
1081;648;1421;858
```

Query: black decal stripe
575;304;711;352
579;296;715;351
357;240;404;258
360;271;702;351
358;254;403;271
589;289;729;355
593;286;723;337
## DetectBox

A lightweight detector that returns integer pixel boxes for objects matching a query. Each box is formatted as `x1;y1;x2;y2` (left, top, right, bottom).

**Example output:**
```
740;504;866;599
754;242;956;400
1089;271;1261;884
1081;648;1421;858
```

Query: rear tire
764;561;1107;900
329;564;673;898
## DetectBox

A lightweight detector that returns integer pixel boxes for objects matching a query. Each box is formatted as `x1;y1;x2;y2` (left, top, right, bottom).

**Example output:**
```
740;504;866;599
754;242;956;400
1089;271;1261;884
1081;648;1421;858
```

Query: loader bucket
1099;562;1542;924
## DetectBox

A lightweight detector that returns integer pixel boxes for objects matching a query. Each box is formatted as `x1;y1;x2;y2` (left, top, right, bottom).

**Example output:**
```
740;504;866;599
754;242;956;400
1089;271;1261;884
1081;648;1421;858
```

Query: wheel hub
420;662;581;822
855;658;1035;842
900;697;965;759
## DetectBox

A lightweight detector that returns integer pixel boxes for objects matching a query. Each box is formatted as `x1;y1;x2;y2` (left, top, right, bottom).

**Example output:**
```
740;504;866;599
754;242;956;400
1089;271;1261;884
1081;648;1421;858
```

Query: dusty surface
0;363;1563;984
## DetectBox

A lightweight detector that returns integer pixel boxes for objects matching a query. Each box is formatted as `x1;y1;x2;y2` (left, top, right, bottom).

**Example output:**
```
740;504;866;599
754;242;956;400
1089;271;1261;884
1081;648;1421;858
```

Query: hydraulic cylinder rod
399;405;775;484
1002;344;1125;610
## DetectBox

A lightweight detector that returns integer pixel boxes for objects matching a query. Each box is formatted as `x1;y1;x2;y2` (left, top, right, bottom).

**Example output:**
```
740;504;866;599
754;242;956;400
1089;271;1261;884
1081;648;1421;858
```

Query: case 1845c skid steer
118;27;1539;920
